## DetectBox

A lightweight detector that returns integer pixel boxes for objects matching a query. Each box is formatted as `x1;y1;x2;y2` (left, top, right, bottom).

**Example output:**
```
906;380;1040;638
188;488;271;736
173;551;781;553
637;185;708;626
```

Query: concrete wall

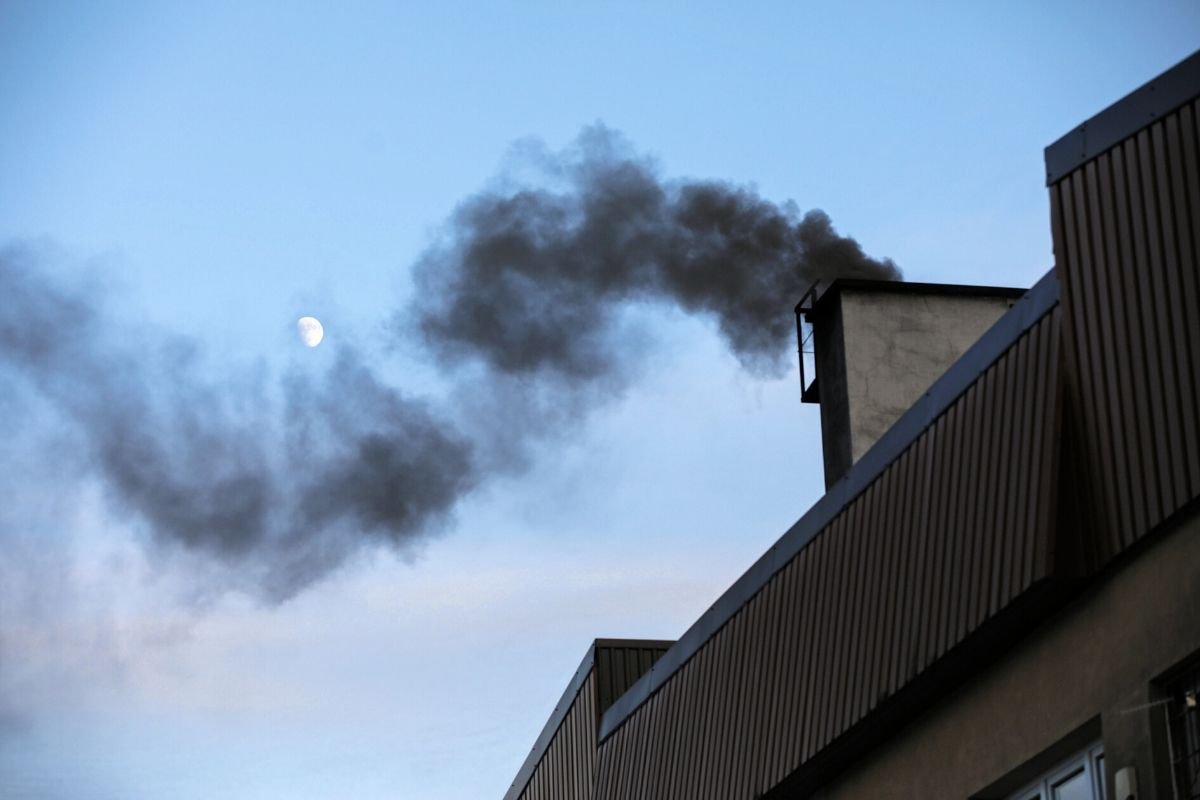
838;290;1014;467
814;508;1200;800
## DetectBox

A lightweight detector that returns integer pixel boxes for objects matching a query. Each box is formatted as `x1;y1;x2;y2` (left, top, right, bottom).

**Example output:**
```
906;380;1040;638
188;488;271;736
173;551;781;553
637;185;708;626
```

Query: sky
0;2;1197;798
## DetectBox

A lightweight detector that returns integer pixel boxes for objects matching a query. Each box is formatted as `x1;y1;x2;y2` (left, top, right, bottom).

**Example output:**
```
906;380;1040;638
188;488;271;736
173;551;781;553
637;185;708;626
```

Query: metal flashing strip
598;267;1061;742
502;641;597;800
1045;49;1200;185
798;278;1027;317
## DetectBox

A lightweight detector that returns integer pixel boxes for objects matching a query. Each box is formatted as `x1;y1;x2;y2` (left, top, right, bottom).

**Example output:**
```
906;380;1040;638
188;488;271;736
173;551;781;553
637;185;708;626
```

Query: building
503;51;1200;800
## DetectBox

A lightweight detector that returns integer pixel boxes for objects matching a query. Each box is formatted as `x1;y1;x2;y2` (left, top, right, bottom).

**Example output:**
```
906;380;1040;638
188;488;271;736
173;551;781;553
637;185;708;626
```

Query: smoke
412;125;899;388
0;246;476;601
0;125;899;601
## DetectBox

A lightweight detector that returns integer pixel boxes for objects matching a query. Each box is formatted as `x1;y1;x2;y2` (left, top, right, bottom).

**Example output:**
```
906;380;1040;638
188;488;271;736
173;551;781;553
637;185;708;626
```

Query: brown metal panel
784;551;814;783
798;522;830;761
819;512;854;751
752;568;787;793
868;465;897;714
1137;128;1189;511
592;739;612;800
600;739;620;800
689;623;719;797
878;451;906;698
1176;103;1200;418
901;427;930;680
687;622;722;799
808;516;843;759
857;468;890;722
624;687;649;800
767;556;802;786
1166;109;1200;493
834;489;868;735
647;667;674;800
958;368;985;631
748;583;783;795
1122;138;1174;525
778;550;811;784
938;392;968;654
1152;118;1197;498
746;588;779;795
1152;121;1200;496
1096;151;1152;537
1012;323;1041;593
794;532;828;767
890;437;922;689
1110;143;1166;529
583;672;598;799
721;608;755;797
1000;337;1027;610
1020;317;1052;589
966;375;994;630
732;599;761;795
616;688;644;800
726;593;762;798
648;662;676;800
911;415;940;672
693;616;727;798
918;416;948;666
837;489;865;733
1097;149;1150;546
867;458;901;714
936;395;966;653
1078;162;1127;557
861;476;890;722
1066;170;1122;559
954;381;982;643
993;348;1018;612
1005;333;1035;599
1057;175;1110;561
984;347;1015;617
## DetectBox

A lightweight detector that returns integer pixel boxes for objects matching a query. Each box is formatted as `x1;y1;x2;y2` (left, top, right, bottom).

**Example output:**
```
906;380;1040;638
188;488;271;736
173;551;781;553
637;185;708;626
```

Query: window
1165;662;1200;799
1007;743;1105;800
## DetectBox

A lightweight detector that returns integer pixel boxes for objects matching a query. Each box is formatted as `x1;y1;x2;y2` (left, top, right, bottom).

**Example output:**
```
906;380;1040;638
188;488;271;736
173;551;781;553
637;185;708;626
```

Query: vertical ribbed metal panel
592;310;1062;800
515;669;596;800
506;641;670;800
593;642;671;720
1051;99;1200;572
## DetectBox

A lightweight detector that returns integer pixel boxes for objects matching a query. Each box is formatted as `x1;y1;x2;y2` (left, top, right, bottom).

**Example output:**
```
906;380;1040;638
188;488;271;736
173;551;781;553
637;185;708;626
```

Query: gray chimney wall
802;281;1025;489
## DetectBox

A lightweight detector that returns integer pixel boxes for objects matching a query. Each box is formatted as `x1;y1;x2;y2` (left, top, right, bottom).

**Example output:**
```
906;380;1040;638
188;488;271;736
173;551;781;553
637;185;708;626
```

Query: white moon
296;316;324;347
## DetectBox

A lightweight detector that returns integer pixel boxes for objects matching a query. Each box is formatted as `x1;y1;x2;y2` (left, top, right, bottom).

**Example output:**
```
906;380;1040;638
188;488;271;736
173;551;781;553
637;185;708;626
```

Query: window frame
1007;741;1105;800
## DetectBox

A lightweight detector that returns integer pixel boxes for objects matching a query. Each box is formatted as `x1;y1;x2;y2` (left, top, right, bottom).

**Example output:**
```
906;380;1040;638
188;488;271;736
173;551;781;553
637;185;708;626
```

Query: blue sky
1;2;1197;798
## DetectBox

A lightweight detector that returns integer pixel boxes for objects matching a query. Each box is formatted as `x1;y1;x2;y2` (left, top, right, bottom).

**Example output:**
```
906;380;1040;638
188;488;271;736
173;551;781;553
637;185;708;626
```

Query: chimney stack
797;280;1025;488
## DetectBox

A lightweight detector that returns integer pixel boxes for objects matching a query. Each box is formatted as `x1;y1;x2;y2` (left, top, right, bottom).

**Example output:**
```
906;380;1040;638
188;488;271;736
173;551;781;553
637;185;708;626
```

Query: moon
296;316;324;348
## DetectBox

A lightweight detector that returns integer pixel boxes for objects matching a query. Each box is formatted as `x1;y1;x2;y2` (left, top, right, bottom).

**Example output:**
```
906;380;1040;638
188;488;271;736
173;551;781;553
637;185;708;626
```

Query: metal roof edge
598;267;1061;743
796;278;1027;316
1045;49;1200;185
502;641;597;800
593;638;676;650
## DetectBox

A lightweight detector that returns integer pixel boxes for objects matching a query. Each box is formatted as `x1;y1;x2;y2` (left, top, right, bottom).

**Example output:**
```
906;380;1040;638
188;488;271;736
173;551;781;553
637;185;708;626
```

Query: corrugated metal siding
595;643;672;720
592;309;1063;800
1050;97;1200;573
508;641;670;800
516;670;597;800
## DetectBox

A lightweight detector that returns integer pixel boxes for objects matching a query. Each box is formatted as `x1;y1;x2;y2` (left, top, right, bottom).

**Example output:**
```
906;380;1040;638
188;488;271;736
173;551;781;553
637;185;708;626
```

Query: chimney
796;280;1025;489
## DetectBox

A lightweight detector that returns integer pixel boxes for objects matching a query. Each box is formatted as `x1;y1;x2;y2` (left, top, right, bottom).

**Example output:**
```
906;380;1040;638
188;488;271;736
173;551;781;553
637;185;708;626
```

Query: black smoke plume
412;125;900;387
0;125;899;600
0;246;476;601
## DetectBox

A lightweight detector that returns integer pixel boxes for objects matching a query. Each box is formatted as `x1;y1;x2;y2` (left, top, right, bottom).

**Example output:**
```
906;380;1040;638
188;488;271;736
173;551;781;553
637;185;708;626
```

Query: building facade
504;52;1200;800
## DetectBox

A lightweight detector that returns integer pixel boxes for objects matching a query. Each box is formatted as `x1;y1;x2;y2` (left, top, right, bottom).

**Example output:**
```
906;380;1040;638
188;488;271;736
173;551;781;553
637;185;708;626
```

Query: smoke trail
0;126;899;600
411;124;900;389
0;245;476;601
